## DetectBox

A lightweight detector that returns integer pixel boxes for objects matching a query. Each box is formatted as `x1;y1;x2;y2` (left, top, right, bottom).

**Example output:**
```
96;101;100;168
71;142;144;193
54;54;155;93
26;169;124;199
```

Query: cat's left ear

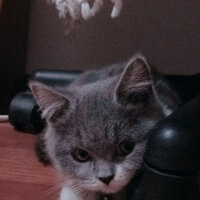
115;54;152;106
29;81;70;121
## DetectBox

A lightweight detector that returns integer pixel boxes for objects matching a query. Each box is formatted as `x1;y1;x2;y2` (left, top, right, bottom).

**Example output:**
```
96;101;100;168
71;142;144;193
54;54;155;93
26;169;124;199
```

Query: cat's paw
50;0;123;20
60;187;82;200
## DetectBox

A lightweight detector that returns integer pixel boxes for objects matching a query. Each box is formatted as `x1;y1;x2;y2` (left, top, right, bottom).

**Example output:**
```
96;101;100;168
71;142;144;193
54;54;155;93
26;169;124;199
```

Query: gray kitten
29;54;180;200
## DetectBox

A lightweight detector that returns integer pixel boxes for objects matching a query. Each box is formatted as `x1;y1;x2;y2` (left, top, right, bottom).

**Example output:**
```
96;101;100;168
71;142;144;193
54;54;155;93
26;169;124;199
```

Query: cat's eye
72;149;91;162
117;141;135;156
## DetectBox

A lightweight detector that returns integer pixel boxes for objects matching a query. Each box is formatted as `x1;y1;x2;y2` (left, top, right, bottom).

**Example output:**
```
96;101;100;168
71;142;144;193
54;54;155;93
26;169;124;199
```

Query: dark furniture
132;94;200;200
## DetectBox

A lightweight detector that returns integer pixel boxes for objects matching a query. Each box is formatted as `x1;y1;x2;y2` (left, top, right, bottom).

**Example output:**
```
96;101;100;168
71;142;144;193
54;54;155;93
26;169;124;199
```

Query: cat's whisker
73;187;85;194
46;185;61;194
45;182;63;195
71;184;83;191
70;182;83;188
45;186;61;200
70;183;86;194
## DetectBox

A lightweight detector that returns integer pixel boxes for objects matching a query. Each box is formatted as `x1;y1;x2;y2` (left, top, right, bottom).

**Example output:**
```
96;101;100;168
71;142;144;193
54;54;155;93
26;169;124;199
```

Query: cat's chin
98;186;122;194
86;181;126;194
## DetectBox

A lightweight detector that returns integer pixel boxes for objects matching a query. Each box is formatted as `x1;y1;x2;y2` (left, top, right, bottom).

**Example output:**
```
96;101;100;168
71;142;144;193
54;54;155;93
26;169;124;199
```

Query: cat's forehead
73;89;115;116
71;98;145;140
75;89;145;120
53;87;153;147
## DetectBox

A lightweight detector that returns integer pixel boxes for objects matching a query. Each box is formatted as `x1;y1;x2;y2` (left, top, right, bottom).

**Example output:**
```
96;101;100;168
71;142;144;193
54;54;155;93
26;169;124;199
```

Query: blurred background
0;0;200;114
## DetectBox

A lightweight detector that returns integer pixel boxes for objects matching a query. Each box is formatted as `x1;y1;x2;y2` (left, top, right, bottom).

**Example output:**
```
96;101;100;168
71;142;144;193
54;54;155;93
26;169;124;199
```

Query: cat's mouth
86;179;129;194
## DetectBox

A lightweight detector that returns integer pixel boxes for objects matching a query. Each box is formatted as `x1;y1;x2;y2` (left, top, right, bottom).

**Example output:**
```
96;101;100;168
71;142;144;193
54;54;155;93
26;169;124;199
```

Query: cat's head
29;54;181;194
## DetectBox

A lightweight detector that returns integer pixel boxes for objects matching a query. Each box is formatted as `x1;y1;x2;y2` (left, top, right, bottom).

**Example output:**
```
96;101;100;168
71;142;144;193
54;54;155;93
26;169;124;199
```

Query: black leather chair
132;94;200;200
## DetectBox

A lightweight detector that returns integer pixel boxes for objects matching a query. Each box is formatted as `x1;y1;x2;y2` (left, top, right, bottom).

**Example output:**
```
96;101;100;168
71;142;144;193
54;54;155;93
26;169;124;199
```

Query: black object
30;69;82;86
165;74;200;104
9;92;45;133
9;70;81;133
132;95;200;200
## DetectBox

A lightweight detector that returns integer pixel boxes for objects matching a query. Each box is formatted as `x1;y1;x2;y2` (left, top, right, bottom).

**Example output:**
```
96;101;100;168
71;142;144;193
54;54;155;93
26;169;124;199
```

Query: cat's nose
98;175;114;185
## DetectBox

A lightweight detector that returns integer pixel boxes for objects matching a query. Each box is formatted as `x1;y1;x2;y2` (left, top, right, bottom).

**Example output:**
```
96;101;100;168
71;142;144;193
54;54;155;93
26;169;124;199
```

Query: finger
91;0;104;16
66;0;83;20
78;0;87;3
111;0;123;18
55;1;68;19
58;9;68;19
81;2;93;20
68;6;80;20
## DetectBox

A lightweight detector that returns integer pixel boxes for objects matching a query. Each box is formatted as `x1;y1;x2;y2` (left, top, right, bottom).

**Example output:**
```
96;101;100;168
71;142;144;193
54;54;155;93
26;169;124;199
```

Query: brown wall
26;0;200;75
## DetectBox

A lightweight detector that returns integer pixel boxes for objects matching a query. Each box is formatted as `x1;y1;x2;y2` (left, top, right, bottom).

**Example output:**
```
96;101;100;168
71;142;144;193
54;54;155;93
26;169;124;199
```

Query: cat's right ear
29;81;70;121
114;54;152;106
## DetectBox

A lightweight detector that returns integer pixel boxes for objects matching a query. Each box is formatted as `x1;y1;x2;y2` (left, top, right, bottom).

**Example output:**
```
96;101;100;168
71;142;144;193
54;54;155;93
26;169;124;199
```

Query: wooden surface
0;122;60;200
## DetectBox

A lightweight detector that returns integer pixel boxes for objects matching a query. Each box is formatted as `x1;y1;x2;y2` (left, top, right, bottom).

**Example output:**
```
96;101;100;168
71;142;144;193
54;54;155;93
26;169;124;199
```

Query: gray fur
29;54;180;200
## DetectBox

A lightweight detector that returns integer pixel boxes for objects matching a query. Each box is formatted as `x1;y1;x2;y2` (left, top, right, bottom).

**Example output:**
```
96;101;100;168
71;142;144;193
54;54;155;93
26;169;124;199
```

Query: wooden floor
0;122;60;200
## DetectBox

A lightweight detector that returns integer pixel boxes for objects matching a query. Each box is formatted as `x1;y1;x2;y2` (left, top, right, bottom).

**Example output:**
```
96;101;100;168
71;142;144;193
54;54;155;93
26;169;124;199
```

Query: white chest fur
60;187;83;200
